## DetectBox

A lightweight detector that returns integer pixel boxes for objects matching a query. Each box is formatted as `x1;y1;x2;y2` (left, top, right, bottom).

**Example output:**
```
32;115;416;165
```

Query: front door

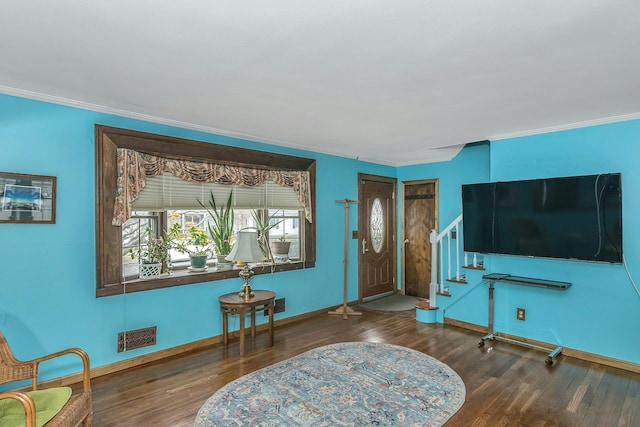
403;180;438;298
358;174;397;300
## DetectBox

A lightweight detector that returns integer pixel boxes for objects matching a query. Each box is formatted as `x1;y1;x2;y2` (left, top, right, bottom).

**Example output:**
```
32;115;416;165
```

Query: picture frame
0;172;56;224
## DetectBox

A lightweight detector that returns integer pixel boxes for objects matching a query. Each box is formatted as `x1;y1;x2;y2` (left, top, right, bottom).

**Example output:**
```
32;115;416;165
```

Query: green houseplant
247;209;283;264
169;223;214;270
199;191;235;266
129;226;173;279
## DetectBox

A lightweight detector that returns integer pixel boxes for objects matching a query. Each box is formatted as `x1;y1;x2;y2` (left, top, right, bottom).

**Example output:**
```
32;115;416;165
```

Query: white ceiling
1;1;639;166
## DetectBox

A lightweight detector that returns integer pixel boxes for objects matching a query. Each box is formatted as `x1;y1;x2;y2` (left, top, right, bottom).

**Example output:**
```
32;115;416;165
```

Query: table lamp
226;231;265;299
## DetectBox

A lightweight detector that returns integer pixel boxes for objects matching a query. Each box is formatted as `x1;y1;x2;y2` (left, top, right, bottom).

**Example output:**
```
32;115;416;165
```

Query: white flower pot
140;262;161;279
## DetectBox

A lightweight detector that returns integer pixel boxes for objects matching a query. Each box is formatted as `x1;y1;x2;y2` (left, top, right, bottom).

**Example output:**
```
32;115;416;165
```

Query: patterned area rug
195;342;466;426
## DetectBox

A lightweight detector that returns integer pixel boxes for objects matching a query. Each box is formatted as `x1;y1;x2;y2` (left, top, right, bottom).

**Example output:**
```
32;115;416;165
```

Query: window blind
131;173;304;211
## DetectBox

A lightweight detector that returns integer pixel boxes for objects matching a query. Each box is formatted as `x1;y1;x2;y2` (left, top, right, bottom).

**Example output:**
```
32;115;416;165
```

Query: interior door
403;180;437;298
358;174;397;300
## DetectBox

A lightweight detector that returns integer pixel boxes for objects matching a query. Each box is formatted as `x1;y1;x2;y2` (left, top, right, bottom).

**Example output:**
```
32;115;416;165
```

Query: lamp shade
226;231;265;263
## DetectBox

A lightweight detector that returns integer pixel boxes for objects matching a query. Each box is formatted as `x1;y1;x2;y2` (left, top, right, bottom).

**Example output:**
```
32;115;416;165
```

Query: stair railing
428;214;463;308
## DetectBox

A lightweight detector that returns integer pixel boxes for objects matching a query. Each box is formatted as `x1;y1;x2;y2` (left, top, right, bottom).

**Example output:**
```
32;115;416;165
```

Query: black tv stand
479;273;571;366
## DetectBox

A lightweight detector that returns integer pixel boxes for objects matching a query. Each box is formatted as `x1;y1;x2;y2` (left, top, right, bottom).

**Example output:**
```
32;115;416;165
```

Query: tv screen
462;173;622;263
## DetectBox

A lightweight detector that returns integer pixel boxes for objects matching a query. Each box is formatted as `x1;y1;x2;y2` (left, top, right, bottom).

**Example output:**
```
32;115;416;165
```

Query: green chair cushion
0;387;72;427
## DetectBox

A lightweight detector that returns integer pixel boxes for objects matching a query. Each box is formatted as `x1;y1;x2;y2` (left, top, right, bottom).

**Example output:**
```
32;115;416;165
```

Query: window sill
96;260;315;297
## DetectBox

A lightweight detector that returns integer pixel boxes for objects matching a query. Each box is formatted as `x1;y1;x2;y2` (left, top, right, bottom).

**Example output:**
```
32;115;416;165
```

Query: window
121;211;162;281
268;209;304;260
95;125;316;297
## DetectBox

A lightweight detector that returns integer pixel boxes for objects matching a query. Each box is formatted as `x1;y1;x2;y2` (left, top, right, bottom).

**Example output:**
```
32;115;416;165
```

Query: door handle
362;239;369;254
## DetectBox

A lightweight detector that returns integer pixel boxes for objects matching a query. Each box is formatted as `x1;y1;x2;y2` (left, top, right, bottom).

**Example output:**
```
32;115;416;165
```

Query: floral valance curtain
112;148;312;226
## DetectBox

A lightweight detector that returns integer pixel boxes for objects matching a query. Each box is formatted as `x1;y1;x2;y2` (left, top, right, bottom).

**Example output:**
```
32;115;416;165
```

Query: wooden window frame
95;125;316;297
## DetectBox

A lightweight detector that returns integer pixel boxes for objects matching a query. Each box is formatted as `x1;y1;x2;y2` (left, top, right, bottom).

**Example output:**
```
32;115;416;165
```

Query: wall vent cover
264;298;286;316
118;326;157;352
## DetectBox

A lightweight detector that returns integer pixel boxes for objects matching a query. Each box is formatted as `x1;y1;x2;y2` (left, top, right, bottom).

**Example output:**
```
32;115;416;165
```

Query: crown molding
0;85;449;166
0;85;355;158
5;85;637;167
489;112;640;141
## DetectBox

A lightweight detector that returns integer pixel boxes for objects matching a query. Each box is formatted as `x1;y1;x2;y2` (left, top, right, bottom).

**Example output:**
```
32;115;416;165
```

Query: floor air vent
118;326;157;352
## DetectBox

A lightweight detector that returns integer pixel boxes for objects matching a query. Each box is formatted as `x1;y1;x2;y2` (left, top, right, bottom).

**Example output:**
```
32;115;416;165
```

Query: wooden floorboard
89;309;640;426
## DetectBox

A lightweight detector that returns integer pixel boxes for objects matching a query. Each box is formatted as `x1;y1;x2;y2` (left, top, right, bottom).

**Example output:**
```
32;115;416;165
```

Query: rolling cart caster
545;357;554;366
478;339;485;347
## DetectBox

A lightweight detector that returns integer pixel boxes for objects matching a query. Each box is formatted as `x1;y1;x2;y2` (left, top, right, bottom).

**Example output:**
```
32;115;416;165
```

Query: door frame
358;173;397;302
401;178;438;295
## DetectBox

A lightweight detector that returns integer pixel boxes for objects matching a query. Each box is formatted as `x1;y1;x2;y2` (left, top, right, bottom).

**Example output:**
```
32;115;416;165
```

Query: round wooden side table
218;290;275;356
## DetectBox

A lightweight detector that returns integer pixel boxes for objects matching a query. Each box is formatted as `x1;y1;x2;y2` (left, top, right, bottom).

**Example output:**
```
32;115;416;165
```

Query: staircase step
462;261;485;271
415;300;438;310
446;276;468;284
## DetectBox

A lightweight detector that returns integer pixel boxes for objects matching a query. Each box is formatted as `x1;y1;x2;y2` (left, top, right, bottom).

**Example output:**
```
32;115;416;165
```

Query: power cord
622;254;640;297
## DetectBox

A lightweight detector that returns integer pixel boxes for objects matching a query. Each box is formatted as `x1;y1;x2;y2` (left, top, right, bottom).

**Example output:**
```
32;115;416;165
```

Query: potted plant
129;226;173;279
199;191;235;268
271;233;291;263
247;209;283;264
170;223;214;271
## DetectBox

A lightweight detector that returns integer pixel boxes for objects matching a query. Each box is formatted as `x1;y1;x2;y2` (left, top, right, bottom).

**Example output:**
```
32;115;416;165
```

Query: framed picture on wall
0;172;56;223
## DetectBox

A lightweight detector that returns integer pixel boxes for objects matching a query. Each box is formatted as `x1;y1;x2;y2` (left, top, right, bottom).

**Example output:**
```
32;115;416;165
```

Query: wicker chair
0;331;92;427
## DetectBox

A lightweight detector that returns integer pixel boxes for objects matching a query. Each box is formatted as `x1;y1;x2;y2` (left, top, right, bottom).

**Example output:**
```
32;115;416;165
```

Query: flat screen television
462;173;622;263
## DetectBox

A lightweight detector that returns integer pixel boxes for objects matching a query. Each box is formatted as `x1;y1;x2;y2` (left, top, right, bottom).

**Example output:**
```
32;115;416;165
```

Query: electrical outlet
516;307;526;321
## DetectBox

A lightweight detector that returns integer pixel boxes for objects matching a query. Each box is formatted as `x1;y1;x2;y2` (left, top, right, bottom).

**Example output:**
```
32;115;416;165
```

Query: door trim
401;179;438;295
358;173;397;302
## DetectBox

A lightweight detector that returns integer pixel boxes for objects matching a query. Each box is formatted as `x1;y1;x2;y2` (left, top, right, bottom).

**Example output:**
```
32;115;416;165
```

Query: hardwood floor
90;310;640;426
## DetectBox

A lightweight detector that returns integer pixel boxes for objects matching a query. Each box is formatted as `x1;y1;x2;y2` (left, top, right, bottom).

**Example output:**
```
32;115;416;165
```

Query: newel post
429;229;438;308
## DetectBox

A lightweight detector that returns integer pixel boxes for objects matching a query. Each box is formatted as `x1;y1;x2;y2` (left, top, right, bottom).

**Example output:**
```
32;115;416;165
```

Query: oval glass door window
370;198;384;253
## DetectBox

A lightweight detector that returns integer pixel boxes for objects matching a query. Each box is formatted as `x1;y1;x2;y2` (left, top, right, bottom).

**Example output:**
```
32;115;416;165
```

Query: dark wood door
403;181;437;298
358;174;397;299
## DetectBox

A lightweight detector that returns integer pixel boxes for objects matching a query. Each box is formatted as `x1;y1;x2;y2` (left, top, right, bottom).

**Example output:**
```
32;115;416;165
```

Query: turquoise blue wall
428;120;640;365
0;94;393;378
397;142;491;325
398;142;491;230
2;92;638;379
486;120;640;364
